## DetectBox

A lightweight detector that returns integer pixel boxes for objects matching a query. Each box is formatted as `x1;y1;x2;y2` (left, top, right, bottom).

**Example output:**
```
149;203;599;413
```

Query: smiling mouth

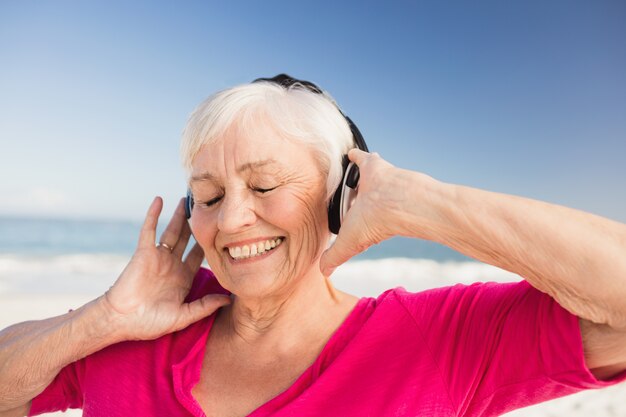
225;237;285;261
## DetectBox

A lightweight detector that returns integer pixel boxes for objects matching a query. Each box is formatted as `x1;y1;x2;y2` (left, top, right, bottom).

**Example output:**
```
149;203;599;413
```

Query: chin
214;270;286;300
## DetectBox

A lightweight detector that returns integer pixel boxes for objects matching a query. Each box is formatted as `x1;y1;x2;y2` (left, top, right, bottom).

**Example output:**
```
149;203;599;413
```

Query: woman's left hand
319;148;441;276
322;148;626;380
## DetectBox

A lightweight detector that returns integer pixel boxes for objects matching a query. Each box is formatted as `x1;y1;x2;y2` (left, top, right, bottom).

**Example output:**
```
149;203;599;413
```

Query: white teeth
228;238;283;260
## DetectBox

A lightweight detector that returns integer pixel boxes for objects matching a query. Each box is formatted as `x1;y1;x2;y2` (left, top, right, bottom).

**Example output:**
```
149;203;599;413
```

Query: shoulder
380;280;551;335
382;280;535;312
88;268;227;362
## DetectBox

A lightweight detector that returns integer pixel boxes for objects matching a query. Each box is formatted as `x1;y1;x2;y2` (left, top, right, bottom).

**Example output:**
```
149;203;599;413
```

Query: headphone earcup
328;184;343;235
185;190;194;219
328;155;350;234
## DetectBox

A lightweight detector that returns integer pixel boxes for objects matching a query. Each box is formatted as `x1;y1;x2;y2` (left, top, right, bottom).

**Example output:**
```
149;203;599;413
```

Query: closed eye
254;186;277;193
198;186;277;207
203;196;222;207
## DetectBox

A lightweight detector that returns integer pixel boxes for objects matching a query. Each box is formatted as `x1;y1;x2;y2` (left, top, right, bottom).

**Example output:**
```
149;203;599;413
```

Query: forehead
190;120;317;178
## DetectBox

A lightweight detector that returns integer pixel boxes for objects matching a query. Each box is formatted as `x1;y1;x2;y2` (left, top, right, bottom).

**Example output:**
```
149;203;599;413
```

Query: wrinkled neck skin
215;257;350;357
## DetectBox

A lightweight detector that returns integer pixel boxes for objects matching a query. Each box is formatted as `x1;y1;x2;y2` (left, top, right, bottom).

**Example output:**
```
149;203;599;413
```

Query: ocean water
0;216;473;260
0;215;505;297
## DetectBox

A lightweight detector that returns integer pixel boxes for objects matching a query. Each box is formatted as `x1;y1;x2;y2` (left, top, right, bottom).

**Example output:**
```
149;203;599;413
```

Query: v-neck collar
172;295;373;417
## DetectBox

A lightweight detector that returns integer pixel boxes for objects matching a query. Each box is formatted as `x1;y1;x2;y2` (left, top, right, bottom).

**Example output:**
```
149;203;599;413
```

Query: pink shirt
29;268;625;416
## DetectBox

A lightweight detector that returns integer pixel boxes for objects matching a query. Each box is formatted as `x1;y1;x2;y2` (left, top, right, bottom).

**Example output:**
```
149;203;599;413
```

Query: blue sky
1;1;624;223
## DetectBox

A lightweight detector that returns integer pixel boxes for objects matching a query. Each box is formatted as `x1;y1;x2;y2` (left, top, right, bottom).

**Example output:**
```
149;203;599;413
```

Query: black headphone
185;73;369;234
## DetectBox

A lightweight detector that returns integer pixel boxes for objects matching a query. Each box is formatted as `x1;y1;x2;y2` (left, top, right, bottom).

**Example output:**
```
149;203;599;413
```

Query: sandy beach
1;259;625;416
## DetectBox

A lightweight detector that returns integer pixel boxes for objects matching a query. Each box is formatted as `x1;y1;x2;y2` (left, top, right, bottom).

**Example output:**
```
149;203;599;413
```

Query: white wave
330;257;521;297
0;253;521;298
0;253;130;296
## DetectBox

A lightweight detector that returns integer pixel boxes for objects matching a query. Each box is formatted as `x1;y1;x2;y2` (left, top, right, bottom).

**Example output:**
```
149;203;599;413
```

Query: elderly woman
1;74;625;417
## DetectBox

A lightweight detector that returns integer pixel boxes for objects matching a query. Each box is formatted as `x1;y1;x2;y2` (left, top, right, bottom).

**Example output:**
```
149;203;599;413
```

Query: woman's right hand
100;197;231;341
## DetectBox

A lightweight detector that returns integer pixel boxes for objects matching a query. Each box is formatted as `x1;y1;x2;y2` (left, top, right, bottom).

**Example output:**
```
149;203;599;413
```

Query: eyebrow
190;158;279;182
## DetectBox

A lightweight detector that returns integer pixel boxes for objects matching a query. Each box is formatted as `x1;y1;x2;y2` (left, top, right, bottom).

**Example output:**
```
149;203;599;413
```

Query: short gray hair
180;80;354;203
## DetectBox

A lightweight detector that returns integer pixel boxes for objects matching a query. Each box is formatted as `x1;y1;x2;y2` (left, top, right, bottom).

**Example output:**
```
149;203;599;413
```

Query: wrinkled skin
188;120;335;321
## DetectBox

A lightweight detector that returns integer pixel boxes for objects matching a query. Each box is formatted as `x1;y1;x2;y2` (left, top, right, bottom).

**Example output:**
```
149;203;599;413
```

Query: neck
217;266;350;355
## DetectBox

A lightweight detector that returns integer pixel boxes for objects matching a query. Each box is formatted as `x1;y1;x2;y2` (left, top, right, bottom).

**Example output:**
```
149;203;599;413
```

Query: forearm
0;296;123;410
399;172;626;328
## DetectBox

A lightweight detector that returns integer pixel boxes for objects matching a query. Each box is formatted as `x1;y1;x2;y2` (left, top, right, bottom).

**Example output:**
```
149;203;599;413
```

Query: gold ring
157;242;174;252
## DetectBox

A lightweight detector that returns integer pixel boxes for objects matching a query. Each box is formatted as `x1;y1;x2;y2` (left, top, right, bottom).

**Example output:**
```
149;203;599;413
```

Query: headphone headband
253;74;323;95
253;74;369;153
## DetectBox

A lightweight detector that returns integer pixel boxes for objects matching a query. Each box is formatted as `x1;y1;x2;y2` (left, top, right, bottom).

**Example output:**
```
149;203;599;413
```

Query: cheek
264;189;326;231
266;189;328;259
264;196;304;229
190;215;218;256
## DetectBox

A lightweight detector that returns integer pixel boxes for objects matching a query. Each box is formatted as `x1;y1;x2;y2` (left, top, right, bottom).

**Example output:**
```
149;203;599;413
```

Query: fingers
319;216;365;277
321;150;390;276
178;294;232;329
348;148;377;165
138;197;163;249
173;219;192;259
319;240;347;277
184;242;205;275
158;198;186;249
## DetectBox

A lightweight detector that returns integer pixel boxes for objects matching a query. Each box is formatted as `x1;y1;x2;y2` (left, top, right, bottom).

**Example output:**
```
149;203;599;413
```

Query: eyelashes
254;186;277;193
204;196;222;207
201;186;278;207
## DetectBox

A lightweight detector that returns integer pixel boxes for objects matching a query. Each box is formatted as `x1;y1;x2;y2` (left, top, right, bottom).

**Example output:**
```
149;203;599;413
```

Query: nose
217;190;257;233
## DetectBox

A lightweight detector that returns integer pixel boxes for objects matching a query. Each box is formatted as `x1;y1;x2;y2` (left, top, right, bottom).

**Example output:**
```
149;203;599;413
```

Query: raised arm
0;198;231;414
320;149;626;379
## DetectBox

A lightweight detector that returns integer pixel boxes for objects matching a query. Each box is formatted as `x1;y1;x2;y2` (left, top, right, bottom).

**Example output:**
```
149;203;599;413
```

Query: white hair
180;80;354;203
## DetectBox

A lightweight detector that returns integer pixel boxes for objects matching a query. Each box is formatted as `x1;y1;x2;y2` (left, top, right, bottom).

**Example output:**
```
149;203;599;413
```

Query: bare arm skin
0;298;120;414
0;403;29;417
321;149;626;380
435;182;626;379
0;198;231;413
